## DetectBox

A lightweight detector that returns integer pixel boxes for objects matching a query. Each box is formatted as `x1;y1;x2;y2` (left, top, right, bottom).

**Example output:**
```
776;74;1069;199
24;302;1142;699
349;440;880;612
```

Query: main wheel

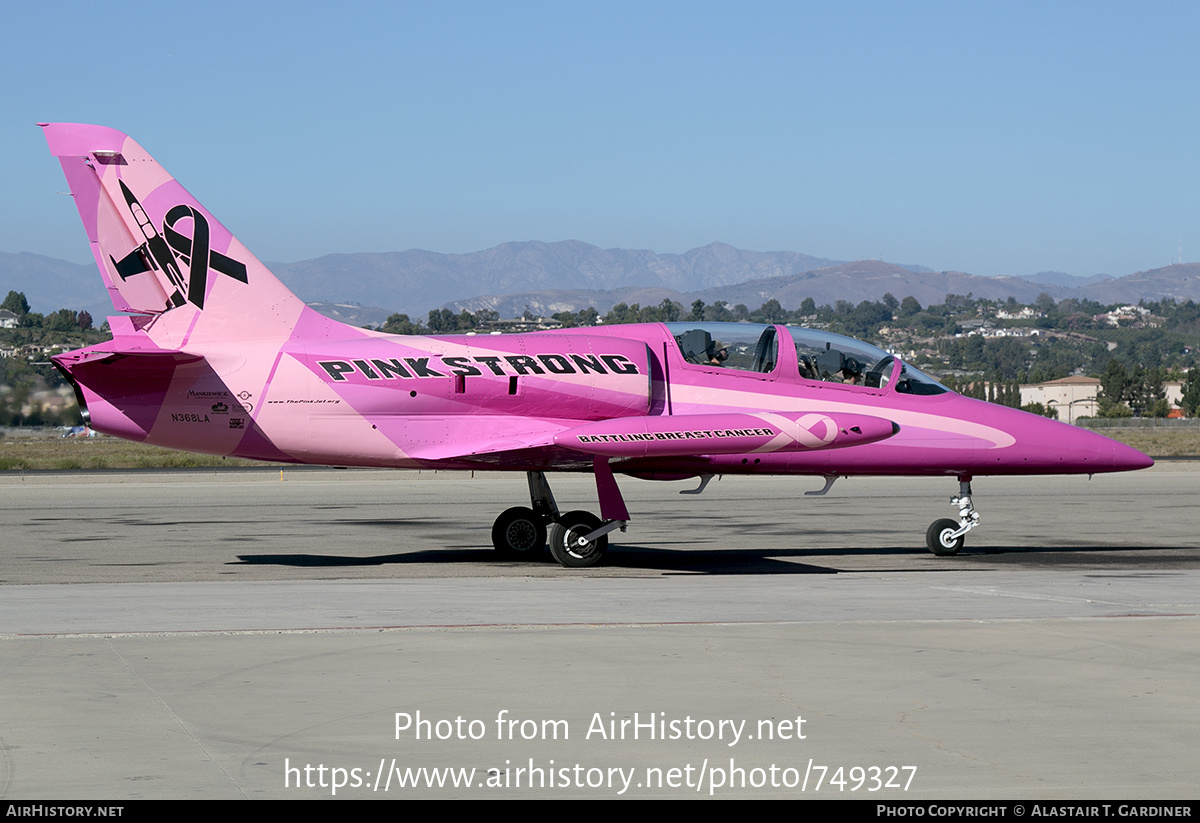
548;510;608;568
492;507;546;559
926;518;965;556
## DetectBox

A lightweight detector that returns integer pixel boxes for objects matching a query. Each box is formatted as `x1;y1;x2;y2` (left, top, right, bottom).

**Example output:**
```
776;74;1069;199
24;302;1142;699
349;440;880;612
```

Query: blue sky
3;1;1198;278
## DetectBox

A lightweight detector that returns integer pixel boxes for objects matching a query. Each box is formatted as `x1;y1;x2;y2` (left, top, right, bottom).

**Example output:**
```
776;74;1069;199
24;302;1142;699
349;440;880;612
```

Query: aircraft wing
398;417;577;462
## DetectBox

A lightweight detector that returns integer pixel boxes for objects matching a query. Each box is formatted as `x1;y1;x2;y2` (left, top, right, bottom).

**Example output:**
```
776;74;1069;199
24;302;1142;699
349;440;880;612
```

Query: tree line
4;286;1198;424
3;291;93;332
0;291;106;427
370;292;1200;419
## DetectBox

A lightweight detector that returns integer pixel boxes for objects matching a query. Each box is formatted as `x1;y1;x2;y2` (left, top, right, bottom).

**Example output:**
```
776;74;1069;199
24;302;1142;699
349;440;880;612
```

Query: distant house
1094;305;1152;327
995;307;1040;320
1020;376;1100;423
1019;377;1185;421
0;309;18;329
1164;380;1184;409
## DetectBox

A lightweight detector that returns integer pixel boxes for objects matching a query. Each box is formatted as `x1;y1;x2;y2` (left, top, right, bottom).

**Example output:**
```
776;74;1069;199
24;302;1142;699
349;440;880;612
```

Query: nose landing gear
926;477;979;556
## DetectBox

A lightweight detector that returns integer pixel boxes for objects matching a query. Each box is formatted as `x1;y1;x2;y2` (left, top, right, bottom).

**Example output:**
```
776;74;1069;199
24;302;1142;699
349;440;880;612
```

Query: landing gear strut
926;476;980;556
490;462;629;567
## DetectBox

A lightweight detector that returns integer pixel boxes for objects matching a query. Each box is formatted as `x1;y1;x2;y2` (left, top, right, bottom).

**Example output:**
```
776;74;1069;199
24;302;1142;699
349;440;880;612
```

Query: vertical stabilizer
41;123;314;346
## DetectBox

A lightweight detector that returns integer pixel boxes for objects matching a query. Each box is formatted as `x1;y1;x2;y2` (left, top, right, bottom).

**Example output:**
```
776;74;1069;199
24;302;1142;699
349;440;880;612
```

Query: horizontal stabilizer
51;316;204;368
556;411;898;458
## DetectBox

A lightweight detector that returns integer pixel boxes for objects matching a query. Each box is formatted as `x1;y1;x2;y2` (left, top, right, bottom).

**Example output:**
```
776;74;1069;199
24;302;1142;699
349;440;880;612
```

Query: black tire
491;506;546;559
926;518;964;556
548;510;608;568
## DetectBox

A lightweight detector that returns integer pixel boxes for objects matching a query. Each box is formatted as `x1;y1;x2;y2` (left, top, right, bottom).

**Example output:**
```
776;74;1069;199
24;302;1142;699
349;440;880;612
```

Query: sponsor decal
576;428;775;444
229;418;245;429
211;402;229;414
316;353;641;383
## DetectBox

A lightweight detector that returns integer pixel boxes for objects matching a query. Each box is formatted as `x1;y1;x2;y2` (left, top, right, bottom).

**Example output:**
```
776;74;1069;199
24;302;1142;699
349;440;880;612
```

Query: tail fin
41;123;311;343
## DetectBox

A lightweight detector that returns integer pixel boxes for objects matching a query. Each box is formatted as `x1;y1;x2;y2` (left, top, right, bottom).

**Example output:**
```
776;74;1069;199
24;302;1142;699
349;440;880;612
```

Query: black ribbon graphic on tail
162;205;248;310
111;180;248;311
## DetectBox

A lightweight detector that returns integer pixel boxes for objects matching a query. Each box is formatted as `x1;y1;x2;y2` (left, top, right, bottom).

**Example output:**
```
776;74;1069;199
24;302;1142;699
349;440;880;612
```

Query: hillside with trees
3;282;1198;427
0;290;108;426
377;290;1199;420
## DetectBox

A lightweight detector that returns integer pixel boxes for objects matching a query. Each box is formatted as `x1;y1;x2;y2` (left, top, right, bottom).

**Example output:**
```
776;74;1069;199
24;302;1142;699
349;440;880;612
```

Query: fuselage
54;319;1153;479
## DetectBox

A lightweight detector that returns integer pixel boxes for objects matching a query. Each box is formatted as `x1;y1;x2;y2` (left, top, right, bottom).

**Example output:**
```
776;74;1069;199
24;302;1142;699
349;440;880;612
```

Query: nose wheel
925;477;979;556
926;518;965;556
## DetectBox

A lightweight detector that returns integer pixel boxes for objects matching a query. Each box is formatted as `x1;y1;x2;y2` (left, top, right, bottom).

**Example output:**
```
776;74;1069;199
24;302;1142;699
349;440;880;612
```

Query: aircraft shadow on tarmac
231;546;839;574
231;541;1193;575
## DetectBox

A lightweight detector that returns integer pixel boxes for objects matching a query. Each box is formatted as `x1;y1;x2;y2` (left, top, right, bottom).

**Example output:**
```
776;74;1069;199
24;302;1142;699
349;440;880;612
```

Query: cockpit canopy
673;325;778;372
666;322;949;396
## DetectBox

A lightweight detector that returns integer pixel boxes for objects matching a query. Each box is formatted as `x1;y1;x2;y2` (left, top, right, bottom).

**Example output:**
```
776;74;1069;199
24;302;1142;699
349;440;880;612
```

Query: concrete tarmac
1;465;1197;799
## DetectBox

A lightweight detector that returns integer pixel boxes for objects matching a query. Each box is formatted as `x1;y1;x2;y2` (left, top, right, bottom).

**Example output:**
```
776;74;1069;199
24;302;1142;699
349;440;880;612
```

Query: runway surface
1;465;1197;798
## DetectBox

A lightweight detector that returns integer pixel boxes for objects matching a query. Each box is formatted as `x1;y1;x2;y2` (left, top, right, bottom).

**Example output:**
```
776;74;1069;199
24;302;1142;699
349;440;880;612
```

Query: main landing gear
492;468;983;562
490;463;629;568
925;476;980;556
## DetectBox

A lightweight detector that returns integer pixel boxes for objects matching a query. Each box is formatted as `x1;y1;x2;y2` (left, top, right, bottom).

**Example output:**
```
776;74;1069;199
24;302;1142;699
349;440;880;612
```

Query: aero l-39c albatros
41;123;1153;567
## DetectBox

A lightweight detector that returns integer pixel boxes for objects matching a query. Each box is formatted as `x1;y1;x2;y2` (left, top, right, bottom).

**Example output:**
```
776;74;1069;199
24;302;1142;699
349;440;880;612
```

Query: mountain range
4;242;1200;324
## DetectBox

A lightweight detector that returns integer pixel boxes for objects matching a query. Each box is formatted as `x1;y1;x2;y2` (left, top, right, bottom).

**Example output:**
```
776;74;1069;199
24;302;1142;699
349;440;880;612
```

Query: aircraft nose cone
1106;436;1154;471
970;401;1154;474
1027;414;1154;472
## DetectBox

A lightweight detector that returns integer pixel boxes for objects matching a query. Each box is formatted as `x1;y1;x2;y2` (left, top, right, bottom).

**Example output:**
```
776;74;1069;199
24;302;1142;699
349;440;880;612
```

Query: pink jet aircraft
42;123;1153;566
